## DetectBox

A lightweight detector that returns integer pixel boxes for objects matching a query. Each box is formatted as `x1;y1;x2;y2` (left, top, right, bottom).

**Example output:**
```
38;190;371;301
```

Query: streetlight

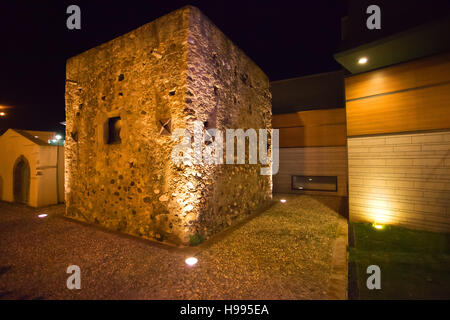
49;134;64;146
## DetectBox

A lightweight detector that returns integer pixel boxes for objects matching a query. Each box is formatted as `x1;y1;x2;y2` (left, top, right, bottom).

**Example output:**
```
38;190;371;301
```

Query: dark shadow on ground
304;195;349;219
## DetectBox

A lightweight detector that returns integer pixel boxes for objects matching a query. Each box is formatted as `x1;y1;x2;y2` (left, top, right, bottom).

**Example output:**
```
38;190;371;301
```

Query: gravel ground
0;194;340;299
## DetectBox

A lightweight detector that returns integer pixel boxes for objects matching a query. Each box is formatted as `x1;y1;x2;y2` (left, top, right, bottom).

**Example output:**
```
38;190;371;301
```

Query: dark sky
0;0;347;133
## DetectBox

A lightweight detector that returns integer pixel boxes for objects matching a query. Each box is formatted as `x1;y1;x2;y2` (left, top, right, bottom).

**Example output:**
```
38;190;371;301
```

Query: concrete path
0;194;345;299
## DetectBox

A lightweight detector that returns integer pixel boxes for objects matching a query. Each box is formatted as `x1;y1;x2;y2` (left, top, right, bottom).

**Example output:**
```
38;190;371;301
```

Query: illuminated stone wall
65;6;272;245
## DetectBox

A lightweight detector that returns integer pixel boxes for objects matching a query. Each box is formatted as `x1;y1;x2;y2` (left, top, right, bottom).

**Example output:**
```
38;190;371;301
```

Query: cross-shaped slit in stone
159;118;171;136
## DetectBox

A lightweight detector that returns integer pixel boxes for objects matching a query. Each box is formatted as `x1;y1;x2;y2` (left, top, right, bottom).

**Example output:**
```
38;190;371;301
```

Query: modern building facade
271;71;348;216
272;7;450;233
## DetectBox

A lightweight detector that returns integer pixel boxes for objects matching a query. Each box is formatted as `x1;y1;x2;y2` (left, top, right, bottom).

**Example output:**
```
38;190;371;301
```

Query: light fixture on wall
38;214;48;218
0;112;6;117
280;199;286;203
358;57;368;64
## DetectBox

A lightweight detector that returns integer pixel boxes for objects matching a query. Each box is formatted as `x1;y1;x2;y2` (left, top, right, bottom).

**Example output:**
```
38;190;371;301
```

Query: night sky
1;1;347;133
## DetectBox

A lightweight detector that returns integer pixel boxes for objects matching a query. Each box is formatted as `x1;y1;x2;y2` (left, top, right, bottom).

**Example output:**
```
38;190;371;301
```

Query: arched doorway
13;156;30;204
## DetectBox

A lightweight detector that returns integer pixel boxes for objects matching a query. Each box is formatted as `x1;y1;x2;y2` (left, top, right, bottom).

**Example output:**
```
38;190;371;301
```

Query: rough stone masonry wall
65;6;272;245
182;7;272;239
65;8;190;244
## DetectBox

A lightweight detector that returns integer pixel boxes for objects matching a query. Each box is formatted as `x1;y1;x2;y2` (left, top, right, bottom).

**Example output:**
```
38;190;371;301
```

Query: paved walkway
0;194;345;299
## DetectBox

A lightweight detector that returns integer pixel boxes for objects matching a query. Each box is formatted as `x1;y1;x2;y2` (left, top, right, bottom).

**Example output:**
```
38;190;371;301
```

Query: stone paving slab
326;217;348;300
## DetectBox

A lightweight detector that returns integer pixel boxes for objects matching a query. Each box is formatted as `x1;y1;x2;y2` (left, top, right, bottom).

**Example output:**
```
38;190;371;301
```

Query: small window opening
107;117;122;144
291;175;337;192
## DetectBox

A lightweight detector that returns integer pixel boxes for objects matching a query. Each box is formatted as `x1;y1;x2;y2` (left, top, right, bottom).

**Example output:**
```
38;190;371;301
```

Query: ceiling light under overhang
358;57;368;64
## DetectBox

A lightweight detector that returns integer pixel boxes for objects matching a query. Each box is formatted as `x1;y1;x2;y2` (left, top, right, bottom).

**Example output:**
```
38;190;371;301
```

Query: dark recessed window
291;175;337;192
107;117;122;144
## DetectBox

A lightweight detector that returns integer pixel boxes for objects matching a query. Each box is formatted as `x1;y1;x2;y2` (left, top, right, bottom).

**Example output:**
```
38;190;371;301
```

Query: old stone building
65;6;272;245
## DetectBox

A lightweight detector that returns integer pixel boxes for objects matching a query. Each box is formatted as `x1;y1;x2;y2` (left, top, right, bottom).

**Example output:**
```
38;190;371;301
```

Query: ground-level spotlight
373;223;384;230
185;257;198;266
38;214;48;218
280;199;287;203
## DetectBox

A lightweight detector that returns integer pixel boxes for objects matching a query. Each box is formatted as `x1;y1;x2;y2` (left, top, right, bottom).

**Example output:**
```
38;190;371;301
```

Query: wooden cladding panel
273;108;347;147
345;53;450;101
279;124;347;148
347;83;450;136
345;53;450;137
273;108;346;128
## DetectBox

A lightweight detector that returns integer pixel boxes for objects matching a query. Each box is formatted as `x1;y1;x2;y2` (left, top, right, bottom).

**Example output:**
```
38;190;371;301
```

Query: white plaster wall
36;145;59;207
0;129;64;207
0;130;40;206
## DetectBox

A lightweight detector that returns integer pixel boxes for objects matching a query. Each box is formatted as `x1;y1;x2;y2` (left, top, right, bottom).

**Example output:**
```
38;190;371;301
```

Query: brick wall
348;130;450;233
